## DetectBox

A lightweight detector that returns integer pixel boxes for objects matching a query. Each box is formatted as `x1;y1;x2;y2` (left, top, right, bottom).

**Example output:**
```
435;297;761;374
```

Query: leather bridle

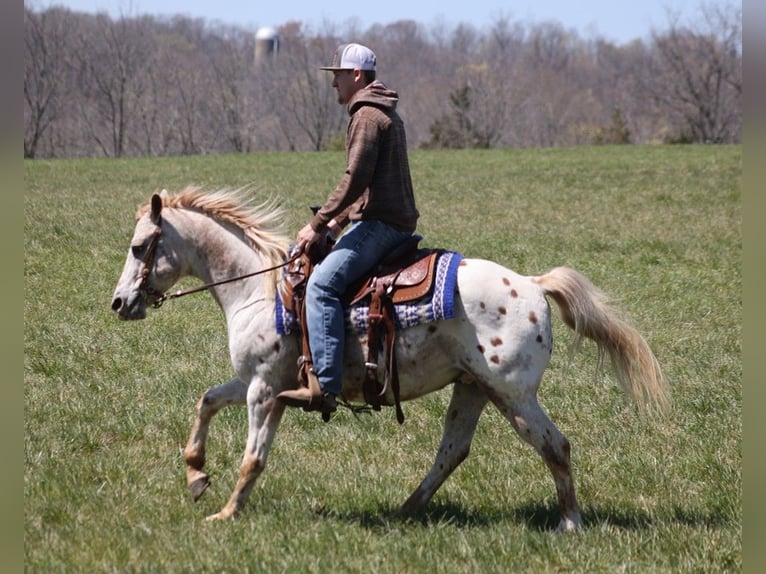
135;216;301;309
136;218;167;308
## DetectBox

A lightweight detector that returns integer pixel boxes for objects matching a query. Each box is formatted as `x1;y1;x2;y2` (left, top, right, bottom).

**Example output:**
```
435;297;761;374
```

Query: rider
277;42;419;415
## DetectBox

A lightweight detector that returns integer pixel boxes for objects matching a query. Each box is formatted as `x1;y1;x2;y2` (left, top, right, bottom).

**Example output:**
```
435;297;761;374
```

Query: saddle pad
275;250;463;336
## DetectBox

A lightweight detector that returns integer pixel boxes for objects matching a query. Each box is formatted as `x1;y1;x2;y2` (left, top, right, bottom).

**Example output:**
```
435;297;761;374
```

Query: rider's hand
296;223;322;254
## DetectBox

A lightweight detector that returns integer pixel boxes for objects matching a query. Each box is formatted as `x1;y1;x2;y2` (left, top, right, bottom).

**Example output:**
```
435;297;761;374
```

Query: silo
255;27;279;62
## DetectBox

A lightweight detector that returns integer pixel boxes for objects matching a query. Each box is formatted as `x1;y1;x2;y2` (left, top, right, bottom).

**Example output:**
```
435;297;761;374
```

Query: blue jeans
306;220;413;396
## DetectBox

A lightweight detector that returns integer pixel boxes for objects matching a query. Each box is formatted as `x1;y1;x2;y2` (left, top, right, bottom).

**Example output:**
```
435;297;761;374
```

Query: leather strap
363;281;386;407
362;279;405;424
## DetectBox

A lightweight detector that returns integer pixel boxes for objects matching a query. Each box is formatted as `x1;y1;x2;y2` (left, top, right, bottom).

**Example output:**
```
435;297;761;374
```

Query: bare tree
23;4;742;157
645;1;742;143
206;26;255;153
591;39;651;143
475;17;525;147
23;7;71;158
74;14;155;157
526;21;577;73
173;23;209;154
514;22;585;147
129;32;166;156
267;25;345;151
380;20;455;147
152;17;220;155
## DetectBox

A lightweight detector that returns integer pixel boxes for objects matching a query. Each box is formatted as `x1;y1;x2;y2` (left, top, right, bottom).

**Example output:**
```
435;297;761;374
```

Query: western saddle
281;233;440;424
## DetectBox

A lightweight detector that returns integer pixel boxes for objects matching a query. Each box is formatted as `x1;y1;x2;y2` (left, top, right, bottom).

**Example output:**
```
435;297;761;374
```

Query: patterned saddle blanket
275;250;463;336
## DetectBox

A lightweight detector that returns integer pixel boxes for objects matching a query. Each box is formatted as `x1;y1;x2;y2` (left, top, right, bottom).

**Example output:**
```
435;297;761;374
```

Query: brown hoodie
310;80;419;234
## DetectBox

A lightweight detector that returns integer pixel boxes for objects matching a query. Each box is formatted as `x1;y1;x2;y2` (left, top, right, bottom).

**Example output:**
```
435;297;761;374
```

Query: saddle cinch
281;233;441;424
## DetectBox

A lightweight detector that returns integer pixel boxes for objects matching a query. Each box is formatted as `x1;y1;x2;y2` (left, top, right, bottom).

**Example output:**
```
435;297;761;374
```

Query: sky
32;0;729;45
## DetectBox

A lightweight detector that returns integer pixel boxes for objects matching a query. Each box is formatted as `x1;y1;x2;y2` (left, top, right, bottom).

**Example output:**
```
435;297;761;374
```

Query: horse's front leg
206;378;285;521
183;376;247;501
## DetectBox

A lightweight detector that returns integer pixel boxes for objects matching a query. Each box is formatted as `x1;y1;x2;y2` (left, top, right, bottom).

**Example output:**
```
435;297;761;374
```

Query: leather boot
277;386;338;414
277;359;338;415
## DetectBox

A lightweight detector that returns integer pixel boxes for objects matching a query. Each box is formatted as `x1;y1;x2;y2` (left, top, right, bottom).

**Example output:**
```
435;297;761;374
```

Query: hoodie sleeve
310;111;380;232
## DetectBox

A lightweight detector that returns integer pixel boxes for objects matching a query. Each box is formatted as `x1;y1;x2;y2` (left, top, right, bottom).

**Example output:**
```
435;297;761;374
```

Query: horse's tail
535;266;669;413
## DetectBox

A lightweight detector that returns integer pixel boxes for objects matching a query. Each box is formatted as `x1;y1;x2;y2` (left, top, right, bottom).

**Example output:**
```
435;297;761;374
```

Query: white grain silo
255;26;279;63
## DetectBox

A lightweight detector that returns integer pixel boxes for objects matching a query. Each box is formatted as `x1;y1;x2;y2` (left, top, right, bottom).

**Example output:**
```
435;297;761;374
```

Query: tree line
23;2;741;158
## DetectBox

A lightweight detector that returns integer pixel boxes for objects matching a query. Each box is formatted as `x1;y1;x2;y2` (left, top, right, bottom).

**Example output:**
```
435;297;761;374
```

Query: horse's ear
150;193;163;223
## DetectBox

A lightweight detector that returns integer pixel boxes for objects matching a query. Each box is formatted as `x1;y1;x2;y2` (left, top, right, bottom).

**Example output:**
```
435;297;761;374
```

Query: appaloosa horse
110;187;668;531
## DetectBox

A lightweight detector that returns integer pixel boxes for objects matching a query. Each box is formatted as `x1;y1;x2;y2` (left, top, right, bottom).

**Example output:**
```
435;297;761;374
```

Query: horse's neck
172;209;274;319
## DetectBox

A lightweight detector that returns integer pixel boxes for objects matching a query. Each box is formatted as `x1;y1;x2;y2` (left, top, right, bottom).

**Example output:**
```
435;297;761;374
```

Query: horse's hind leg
399;381;488;516
183;376;247;501
491;390;582;532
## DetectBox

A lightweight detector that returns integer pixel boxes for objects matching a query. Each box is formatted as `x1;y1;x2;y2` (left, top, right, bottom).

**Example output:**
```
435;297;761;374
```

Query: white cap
320;43;377;71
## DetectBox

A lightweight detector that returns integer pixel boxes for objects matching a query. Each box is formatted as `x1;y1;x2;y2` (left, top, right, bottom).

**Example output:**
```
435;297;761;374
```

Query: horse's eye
131;244;145;258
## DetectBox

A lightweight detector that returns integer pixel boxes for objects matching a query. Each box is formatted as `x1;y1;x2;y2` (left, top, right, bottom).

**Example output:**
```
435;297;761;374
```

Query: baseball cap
319;43;377;71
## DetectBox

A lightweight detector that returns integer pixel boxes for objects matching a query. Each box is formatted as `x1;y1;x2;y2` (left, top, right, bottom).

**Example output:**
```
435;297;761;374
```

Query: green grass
25;145;741;572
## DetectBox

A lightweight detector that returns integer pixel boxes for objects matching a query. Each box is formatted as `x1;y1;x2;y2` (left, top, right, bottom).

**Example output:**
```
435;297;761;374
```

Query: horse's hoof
205;509;234;522
556;516;582;533
189;475;210;502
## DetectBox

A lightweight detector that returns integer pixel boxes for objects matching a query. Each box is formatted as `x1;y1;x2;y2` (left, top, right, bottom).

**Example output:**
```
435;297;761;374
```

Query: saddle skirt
275;248;463;336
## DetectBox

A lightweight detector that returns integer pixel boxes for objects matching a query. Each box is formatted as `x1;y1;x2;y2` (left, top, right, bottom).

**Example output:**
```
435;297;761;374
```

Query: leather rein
137;215;300;309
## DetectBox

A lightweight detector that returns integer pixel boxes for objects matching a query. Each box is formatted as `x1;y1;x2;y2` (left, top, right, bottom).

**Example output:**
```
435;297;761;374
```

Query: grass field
24;145;741;572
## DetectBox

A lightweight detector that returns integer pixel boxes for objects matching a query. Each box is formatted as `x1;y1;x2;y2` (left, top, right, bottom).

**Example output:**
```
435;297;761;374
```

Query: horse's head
111;192;181;320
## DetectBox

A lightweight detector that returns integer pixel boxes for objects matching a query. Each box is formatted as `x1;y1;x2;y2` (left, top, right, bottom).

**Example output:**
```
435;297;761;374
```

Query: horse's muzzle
111;291;147;320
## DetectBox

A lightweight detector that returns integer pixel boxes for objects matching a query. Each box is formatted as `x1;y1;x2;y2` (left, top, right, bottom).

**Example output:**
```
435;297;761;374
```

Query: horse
110;187;668;532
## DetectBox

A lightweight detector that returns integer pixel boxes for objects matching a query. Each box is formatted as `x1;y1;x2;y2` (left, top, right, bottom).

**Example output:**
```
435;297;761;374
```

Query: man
277;43;419;416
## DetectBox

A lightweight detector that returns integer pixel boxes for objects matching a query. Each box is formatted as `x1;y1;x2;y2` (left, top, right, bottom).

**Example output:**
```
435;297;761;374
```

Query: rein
138;215;300;309
154;256;300;308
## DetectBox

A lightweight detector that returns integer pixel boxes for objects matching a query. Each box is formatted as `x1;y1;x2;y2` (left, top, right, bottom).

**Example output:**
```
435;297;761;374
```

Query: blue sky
33;0;732;45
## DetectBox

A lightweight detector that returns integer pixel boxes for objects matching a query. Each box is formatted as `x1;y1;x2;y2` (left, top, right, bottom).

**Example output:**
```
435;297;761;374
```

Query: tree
206;26;255;153
74;14;155;157
23;4;742;157
592;107;632;144
425;85;475;149
266;25;346;152
646;1;742;143
151;18;208;155
424;65;515;150
23;7;70;158
591;39;653;144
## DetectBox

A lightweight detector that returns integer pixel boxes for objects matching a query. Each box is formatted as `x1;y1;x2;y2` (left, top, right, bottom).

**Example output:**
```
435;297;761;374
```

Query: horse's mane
137;186;291;269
